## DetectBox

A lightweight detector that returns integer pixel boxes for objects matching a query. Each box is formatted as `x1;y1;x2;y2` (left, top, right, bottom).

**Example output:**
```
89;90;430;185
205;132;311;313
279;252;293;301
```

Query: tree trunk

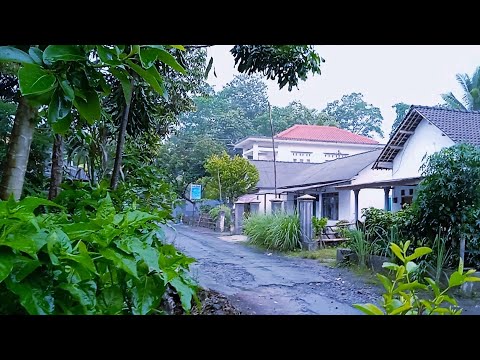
110;81;134;191
48;134;64;200
460;235;466;266
0;97;37;200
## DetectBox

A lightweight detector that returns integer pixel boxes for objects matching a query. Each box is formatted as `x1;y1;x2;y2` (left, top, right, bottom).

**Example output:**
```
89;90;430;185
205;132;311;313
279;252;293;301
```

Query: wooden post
354;189;360;223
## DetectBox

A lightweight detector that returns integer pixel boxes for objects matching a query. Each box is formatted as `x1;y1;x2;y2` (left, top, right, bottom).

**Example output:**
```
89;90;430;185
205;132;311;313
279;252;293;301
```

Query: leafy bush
244;213;301;251
0;193;198;315
353;241;480;315
208;205;232;228
312;216;328;238
345;229;372;268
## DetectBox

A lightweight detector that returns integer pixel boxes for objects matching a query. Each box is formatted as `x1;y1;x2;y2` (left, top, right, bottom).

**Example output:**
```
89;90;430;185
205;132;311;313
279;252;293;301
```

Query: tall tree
390;102;410;137
441;66;480;110
323;92;384;138
202;151;259;206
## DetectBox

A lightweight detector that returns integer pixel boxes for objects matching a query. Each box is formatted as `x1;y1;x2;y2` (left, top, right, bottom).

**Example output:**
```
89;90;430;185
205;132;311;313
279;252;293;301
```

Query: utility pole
268;103;278;198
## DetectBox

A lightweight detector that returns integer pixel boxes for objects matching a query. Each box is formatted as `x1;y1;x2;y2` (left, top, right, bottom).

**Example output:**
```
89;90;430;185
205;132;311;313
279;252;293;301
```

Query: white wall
391;186;417;212
392;119;455;179
255;193;288;214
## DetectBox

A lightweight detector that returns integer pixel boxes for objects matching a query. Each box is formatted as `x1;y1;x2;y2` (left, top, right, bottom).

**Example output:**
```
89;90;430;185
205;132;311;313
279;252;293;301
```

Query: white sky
206;45;480;141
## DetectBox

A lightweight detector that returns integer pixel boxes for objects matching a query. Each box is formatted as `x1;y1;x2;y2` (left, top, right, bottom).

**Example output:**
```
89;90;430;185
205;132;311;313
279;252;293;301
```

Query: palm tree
441;66;480;110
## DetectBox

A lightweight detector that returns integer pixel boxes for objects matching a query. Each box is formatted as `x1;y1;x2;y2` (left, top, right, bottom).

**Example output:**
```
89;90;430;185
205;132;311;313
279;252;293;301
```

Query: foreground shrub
208;205;232;228
354;241;480;315
244;213;301;251
0;193;197;315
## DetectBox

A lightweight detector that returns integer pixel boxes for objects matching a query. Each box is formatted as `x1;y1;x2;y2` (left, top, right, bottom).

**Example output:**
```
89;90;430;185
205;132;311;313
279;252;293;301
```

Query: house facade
335;105;480;213
235;125;382;163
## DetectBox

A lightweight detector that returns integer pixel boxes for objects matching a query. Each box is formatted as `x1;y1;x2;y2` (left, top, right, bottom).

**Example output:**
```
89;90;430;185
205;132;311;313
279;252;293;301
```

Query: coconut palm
441;66;480;110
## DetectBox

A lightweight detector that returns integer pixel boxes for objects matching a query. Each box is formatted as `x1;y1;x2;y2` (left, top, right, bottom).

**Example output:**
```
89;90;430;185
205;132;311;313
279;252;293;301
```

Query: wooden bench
316;224;352;247
197;214;217;230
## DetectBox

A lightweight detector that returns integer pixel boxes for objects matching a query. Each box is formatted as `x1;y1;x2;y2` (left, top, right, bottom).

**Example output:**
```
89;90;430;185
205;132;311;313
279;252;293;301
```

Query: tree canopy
441;66;480;110
390;102;410;137
323;92;384;138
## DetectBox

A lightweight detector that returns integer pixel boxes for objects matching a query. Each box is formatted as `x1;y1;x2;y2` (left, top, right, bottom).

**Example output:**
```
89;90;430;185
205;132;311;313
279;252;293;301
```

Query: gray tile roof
249;160;316;188
250;149;382;190
413;106;480;146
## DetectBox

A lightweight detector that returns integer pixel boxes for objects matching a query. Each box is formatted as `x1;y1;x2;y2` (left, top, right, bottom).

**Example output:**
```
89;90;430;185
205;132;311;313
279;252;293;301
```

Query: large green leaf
405;247;432;262
9;196;61;217
28;47;44;65
61;241;96;274
390;302;412;315
115;238;160;273
0;251;14;283
169;277;195;312
18;64;57;96
43;45;85;63
124;210;158;227
110;67;132;104
155;48;186;74
126;60;163;95
60;280;97;313
390;243;404;262
131;276;162;315
2;234;38;257
139;47;158;69
6;278;54;315
9;256;41;283
169;45;185;51
48;89;72;134
405;261;418;274
352;303;384;315
100;248;138;278
382;262;399;271
448;271;465;287
62;222;102;241
73;88;101;125
100;285;124;314
96;45;122;66
46;229;73;266
0;46;35;64
59;79;75;101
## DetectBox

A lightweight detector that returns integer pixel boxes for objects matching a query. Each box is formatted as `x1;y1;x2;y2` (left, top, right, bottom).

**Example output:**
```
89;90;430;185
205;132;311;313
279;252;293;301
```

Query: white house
245;150;391;225
235;124;383;163
335;105;480;213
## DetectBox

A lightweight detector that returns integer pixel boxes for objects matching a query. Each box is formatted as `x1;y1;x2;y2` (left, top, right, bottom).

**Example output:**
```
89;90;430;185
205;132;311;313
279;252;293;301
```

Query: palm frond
456;73;473;109
441;92;467;110
471;66;480;88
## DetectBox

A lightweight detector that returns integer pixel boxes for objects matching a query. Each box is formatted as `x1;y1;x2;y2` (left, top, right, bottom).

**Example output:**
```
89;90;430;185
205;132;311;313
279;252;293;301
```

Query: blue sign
190;184;202;200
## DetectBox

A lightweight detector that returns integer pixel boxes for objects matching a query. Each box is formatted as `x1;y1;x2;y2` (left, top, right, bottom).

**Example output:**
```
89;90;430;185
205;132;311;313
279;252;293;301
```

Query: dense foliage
244;213;301;251
441;66;480;110
354;241;480;315
390;102;410;137
0;191;197;315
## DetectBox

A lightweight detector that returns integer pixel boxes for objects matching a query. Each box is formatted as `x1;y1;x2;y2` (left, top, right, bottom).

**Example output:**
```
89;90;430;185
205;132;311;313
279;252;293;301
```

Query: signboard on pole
190;184;202;200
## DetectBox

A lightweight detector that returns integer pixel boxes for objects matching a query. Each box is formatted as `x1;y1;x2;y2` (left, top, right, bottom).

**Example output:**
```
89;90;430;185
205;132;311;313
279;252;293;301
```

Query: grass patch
288;248;337;266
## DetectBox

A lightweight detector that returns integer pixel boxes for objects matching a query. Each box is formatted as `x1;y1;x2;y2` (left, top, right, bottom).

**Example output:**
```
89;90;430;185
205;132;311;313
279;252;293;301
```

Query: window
300;159;304;162
293;159;297;162
324;150;350;160
291;151;313;162
306;159;310;162
322;193;339;220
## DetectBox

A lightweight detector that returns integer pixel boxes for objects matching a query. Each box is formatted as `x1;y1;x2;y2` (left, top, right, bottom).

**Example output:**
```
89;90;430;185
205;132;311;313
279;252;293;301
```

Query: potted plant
312;216;328;240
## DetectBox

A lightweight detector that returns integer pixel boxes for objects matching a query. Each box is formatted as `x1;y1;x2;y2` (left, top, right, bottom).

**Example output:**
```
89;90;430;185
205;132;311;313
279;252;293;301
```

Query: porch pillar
353;189;360;223
270;198;284;213
298;194;317;251
234;201;246;235
384;187;390;211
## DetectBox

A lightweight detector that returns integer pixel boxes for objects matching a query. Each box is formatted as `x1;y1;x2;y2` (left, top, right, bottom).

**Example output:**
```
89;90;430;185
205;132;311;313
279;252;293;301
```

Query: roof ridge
412;105;480;114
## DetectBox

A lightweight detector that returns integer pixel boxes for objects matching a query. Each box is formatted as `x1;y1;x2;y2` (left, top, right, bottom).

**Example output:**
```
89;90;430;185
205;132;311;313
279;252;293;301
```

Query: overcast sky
206;45;480;141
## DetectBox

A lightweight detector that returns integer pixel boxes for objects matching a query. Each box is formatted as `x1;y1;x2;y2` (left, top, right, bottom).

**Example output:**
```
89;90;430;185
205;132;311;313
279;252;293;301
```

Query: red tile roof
275;125;379;144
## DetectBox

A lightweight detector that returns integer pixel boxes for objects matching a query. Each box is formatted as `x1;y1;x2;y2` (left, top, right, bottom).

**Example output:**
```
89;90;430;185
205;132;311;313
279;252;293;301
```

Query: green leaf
204;56;214;79
5;278;54;315
382;262;399;271
425;277;441;298
43;45;85;63
154;48;186;74
169;45;185;51
48;89;72;134
96;45;122;66
131;276;162;315
116;238;160;274
110;67;132;104
169;277;195;313
18;63;57;96
403;240;411;253
0;46;35;64
73;88;101;125
28;47;43;65
2;234;38;257
390;302;412;315
60;280;97;312
406;261;418;274
100;248;138;279
390;243;404;262
465;276;480;282
431;307;451;314
139;48;158;68
46;229;73;266
352;303;384;315
0;251;14;283
442;295;458;306
100;285;124;314
405;247;432;262
61;241;97;274
448;271;465;287
51;113;73;134
125;210;158;227
125;59;163;95
9;196;61;215
62;222;102;241
395;280;427;293
376;274;392;292
59;79;75;101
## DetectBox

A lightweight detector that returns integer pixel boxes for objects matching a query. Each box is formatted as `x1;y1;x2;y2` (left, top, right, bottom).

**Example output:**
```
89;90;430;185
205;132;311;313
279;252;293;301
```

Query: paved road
165;224;383;315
